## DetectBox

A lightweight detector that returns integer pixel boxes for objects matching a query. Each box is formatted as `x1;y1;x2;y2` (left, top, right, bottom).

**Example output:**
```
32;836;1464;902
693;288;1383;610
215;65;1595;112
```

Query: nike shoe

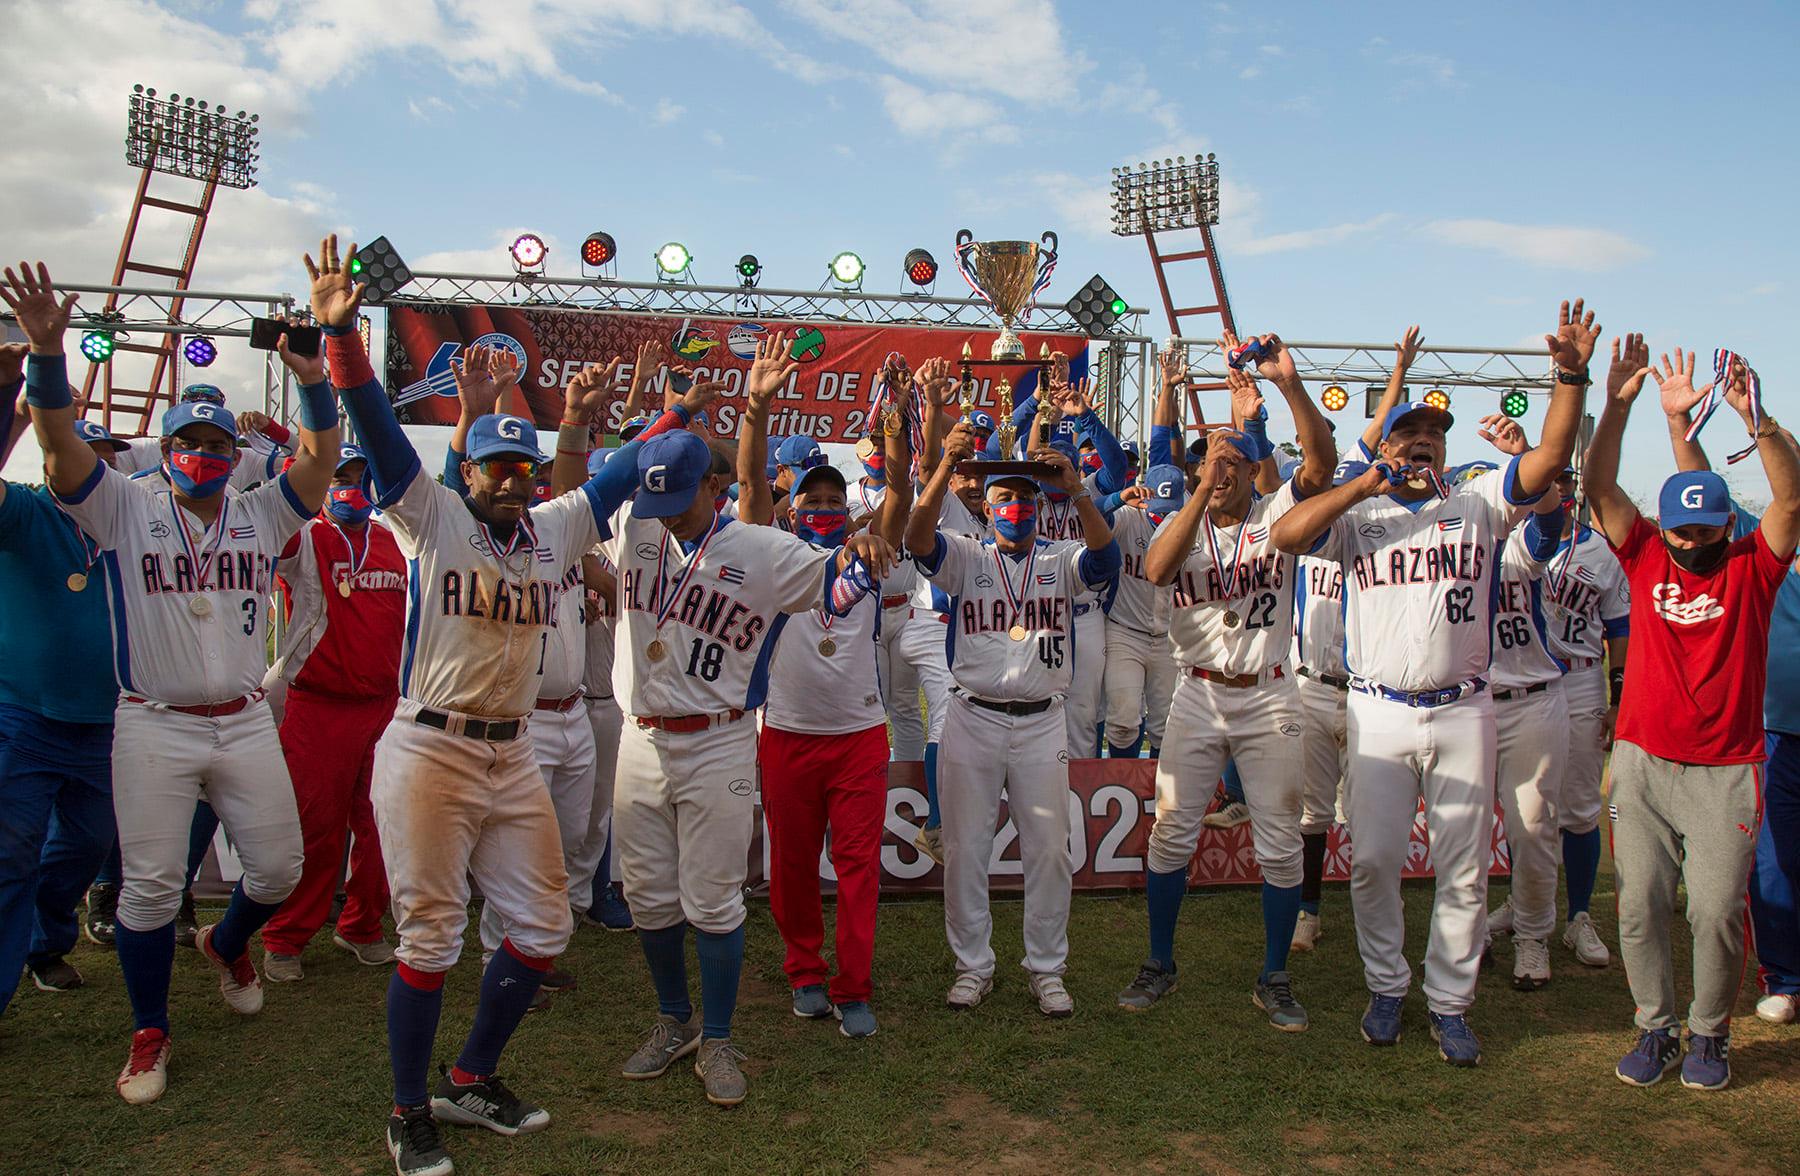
30;956;84;992
1512;937;1551;991
1562;912;1610;967
387;1103;453;1176
430;1066;550;1134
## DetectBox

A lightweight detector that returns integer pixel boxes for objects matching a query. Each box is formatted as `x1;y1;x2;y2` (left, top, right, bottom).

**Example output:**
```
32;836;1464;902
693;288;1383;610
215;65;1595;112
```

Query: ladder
1140;216;1238;431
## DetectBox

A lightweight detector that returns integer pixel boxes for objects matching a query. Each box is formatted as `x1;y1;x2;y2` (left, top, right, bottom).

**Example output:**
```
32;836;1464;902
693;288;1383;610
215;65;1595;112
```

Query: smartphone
249;317;322;356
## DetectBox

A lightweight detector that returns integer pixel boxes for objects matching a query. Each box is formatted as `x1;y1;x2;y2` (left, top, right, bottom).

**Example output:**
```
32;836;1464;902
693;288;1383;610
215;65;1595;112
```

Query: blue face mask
992;499;1037;543
794;508;848;547
325;484;373;526
166;446;232;499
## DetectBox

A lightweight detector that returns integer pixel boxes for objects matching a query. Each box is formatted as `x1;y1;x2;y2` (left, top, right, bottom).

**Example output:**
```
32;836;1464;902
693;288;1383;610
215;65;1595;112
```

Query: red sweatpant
261;687;396;955
760;723;889;1004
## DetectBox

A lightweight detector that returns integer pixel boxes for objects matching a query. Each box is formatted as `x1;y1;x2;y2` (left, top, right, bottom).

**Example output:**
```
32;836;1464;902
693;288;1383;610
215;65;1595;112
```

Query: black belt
1297;666;1350;691
958;691;1055;717
414;707;525;742
1492;682;1551;702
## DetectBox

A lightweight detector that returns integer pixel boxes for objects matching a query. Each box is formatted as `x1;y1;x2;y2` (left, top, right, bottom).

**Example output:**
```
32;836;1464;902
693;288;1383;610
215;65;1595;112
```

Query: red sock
450;1065;485;1086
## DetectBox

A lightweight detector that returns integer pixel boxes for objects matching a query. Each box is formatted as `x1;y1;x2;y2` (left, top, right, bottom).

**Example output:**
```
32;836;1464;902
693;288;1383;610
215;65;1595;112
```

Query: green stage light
830;251;865;285
80;330;116;363
1502;389;1530;418
655;242;692;275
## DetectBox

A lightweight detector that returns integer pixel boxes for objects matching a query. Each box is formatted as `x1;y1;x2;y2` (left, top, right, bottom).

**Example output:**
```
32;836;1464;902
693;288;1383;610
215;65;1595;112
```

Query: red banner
382;303;1092;444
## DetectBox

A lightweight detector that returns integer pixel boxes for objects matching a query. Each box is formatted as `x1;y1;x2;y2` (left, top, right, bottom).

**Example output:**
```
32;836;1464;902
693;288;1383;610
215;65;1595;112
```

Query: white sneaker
1512;937;1551;991
262;951;303;983
1028;972;1075;1018
1756;993;1798;1024
913;824;945;866
117;1028;171;1105
1202;801;1249;830
1561;911;1610;967
333;932;398;966
1291;910;1321;953
1487;897;1515;937
195;925;264;1015
945;972;992;1010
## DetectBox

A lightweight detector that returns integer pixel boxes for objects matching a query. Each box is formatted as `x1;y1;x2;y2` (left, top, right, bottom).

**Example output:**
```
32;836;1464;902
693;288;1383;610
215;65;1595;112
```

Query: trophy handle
955;228;974;250
1033;231;1059;299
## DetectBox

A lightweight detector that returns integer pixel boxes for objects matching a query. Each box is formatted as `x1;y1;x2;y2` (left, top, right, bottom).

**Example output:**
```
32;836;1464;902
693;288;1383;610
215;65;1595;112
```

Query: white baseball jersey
612;510;832;717
922;533;1097;700
54;463;307;705
1543;526;1631;661
380;470;603;718
1293;554;1348;677
1312;460;1538;691
1490;522;1565;690
122;433;288;491
585;552;618;700
537;559;588;700
764;580;884;735
852;479;918;603
1105;506;1173;633
1166;480;1302;674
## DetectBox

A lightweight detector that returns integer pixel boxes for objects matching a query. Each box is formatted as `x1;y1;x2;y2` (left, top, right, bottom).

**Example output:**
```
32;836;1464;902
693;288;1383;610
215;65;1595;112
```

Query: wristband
1608;666;1625;706
24;352;71;410
325;330;376;389
261;420;293;446
295;379;337;432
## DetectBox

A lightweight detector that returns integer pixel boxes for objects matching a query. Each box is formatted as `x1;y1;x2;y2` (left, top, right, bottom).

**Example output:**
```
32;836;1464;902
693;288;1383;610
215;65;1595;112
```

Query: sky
1;0;1796;504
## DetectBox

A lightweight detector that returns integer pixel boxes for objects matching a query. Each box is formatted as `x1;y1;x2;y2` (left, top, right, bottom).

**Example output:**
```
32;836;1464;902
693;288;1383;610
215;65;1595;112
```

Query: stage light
655;241;692;275
1108;295;1128;316
830;251;865;286
736;254;762;285
80;330;116;363
581;232;616;268
1066;274;1126;336
1321;384;1349;412
1423;388;1451;412
184;336;217;368
510;232;548;271
1502;389;1531;419
904;248;938;287
351;237;413;303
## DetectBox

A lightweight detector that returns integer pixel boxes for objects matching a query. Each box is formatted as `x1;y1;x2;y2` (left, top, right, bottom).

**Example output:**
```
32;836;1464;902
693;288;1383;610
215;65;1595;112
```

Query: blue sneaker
592;883;634;931
1615;1028;1681;1087
1680;1033;1731;1091
834;1001;878;1038
1361;993;1404;1046
792;984;831;1019
1427;1011;1481;1067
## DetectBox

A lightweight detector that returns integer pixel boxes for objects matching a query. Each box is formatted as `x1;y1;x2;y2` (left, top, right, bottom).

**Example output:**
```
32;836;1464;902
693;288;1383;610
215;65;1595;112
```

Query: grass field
7;874;1795;1175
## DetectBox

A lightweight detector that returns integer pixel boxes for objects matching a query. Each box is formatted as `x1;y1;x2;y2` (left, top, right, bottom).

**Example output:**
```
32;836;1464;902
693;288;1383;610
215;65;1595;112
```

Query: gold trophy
954;229;1059;359
956;341;1057;478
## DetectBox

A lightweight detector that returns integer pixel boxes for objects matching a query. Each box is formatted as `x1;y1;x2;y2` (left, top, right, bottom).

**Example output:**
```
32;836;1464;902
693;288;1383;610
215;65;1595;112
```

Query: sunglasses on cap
476;458;543;481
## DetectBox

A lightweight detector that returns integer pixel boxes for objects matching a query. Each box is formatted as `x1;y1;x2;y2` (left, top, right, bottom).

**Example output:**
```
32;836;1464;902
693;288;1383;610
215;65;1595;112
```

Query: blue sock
1223;760;1245;805
696;924;746;1039
206;880;283;964
923;742;941;830
638;922;694;1021
1095;723;1106;754
115;920;176;1033
387;967;444;1107
455;943;546;1078
184;801;220;888
1148;745;1160;759
1145;867;1187;969
95;841;122;887
1261;882;1303;978
592;837;613;911
1562;828;1602;918
1108;741;1141;759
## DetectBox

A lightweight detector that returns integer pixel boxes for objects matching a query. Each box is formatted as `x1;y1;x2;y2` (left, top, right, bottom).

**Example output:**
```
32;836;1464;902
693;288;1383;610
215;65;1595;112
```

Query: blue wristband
1238;413;1274;462
25;353;72;410
295;379;338;432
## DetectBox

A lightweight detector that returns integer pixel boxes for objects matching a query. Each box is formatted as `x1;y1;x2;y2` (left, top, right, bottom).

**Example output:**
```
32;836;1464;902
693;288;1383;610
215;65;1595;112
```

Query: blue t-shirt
1729;499;1800;736
0;482;118;724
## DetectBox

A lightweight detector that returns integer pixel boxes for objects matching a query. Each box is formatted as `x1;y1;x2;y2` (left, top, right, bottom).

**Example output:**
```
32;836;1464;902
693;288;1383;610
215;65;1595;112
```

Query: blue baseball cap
75;419;128;451
793;462;847;500
1380;403;1454;440
968;410;996;435
983;472;1038;494
335;443;368;472
633;430;713;519
777;435;827;471
466;414;544;463
1659;470;1732;529
765;435;787;480
618;413;652;443
586;447;612;478
1144;463;1186;515
162;400;238;442
1121;440;1142;467
180;382;226;405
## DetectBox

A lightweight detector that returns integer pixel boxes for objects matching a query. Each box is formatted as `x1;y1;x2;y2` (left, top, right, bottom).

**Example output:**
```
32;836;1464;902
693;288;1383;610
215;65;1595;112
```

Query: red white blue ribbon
169;495;231;592
991;541;1038;631
651;512;723;631
1205;509;1253;603
1713;349;1766;465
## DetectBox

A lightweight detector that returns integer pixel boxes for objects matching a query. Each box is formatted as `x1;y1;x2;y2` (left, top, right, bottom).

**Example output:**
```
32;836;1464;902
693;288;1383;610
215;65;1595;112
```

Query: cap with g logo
777;435;827;471
467;413;545;463
1658;470;1731;528
633;430;713;519
162;400;239;442
76;419;129;451
968;409;997;434
1144;462;1186;515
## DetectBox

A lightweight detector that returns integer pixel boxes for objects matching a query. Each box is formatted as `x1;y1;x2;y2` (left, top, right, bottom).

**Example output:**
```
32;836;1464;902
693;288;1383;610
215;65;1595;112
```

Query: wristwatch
1554;367;1591;387
1754;415;1781;440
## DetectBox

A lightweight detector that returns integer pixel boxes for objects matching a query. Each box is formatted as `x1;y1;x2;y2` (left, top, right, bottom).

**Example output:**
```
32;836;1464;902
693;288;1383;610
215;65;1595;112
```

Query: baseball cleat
945;972;993;1010
1512;937;1551;991
912;823;945;866
116;1028;172;1105
694;1037;748;1106
834;1001;878;1038
537;967;576;992
1680;1034;1731;1091
1201;801;1249;830
1252;972;1309;1032
1028;972;1075;1018
175;890;199;949
1360;993;1404;1046
1615;1028;1681;1087
1290;910;1321;953
1562;912;1610;967
585;884;634;931
262;951;304;983
1487;896;1514;938
333;932;398;966
85;883;119;947
622;1014;701;1079
791;984;832;1019
1756;993;1798;1024
195;925;264;1015
30;956;84;992
1427;1012;1481;1067
1117;959;1178;1012
430;1067;550;1135
388;1103;454;1176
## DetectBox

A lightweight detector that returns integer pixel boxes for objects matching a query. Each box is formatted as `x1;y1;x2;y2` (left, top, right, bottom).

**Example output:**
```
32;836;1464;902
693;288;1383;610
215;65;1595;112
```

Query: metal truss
1172;336;1554;394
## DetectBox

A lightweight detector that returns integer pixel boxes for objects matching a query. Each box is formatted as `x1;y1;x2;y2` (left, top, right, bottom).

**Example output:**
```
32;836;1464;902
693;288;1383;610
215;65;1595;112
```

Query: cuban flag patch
1436;517;1464;534
717;565;745;585
229;525;256;539
1036;573;1056;585
1248;526;1268;544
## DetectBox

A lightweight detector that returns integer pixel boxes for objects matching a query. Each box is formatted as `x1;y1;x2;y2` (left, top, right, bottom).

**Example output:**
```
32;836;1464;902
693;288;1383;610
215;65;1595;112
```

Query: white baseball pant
1494;683;1569;941
1559;662;1608;835
938;693;1070;979
1147;672;1303;885
1064;607;1106;757
1345;689;1495;1015
373;700;572;972
566;695;624;911
876;604;924;757
1102;621;1178;753
887;609;954;757
480;703;597;951
613;716;757;933
111;698;303;931
1297;674;1349;834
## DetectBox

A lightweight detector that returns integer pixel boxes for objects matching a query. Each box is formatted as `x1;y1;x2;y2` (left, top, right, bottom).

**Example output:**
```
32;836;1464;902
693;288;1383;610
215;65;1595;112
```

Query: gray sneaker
262;951;304;983
1117;959;1178;1012
694;1037;748;1106
332;932;397;966
791;984;831;1019
834;1001;877;1038
622;1014;701;1080
1252;971;1309;1032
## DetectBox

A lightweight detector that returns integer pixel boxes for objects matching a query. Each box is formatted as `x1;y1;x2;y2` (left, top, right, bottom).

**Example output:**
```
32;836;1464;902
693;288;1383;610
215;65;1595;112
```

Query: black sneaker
31;956;84;992
387;1103;453;1176
85;884;118;947
175;890;199;949
1117;959;1178;1012
429;1066;550;1136
538;967;576;992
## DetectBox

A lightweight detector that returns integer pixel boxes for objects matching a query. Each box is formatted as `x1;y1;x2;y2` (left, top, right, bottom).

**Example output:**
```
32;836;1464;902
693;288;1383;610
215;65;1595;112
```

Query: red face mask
532;483;554;504
166;447;233;498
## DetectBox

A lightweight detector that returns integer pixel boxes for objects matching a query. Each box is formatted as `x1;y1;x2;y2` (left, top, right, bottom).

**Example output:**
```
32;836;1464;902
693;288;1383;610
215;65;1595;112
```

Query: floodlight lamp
1321;384;1349;412
582;232;617;267
737;254;762;281
79;331;115;363
1423;388;1452;412
655;242;692;275
510;233;548;270
1108;296;1128;316
830;251;864;285
184;336;218;368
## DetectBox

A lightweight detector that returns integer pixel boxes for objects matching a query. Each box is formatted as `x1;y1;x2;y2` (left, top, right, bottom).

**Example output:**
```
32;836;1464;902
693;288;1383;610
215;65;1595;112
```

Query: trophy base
990;327;1025;361
956;459;1056;479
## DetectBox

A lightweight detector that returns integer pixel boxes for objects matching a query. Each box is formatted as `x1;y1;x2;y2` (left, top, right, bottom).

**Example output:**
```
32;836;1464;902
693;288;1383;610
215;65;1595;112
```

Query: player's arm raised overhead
1240;331;1335;497
1358;324;1423;457
621;337;663;421
551;357;626;495
1030;443;1121;584
1581;333;1651;547
4;262;91;499
1057;377;1130;494
1483;414;1567;550
1151;344;1186;468
737;330;795;526
0;342;29;479
1219;330;1282;495
1511;298;1600;500
914;355;957;481
269;313;342;514
312;234;423;503
871;398;915;551
1145;423;1246;585
443;344;509;492
1721;361;1800;558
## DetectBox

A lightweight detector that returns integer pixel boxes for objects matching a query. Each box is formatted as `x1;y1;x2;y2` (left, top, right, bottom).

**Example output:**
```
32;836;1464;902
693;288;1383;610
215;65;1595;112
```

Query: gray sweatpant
1610;740;1762;1037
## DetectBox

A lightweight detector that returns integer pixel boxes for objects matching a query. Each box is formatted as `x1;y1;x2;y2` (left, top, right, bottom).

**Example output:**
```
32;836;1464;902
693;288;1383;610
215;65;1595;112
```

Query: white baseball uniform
1037;485;1109;756
884;493;983;758
1310;458;1540;1014
1542;526;1630;836
54;457;306;931
567;555;623;912
1292;554;1349;833
1102;505;1177;754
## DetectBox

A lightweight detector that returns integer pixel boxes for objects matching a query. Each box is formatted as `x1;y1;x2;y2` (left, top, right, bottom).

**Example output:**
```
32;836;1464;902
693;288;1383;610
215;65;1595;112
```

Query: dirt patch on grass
1642;1118;1755;1175
573;1106;674;1147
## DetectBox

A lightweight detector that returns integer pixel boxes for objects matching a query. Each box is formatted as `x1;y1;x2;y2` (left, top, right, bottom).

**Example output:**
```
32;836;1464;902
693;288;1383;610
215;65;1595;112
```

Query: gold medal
189;596;212;617
646;638;667;662
818;637;837;657
66;572;88;592
1405;476;1429;492
1224;609;1241;629
1008;624;1028;642
337;580;353;598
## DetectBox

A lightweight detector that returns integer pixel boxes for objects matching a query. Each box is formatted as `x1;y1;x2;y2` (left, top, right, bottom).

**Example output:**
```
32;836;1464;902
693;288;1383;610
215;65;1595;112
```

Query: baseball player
905;418;1121;1018
1116;341;1334;1030
568;546;631;931
12;260;337;1106
1269;300;1594;1066
612;330;892;1108
117;384;292;491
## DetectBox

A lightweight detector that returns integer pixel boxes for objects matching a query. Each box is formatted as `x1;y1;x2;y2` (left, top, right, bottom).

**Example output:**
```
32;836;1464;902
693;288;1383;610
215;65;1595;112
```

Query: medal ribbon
169;494;231;593
991;541;1038;632
332;521;370;591
1712;348;1766;465
1205;510;1253;604
1547;536;1576;601
651;512;723;633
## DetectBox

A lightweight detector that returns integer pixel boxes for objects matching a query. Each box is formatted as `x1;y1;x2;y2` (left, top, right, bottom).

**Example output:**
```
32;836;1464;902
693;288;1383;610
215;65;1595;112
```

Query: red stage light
581;232;616;267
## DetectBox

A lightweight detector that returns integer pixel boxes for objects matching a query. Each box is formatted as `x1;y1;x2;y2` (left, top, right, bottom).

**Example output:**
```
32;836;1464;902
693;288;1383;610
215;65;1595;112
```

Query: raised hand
236;409;274;436
1158;344;1188;389
0;262;80;353
1476;413;1529;456
489;347;522;394
451;344;500;416
914;355;958;406
1394;324;1424;372
1119;484;1150;508
1241;331;1298;386
1648;346;1711;416
843;531;896;578
1722;358;1757;421
942;420;977;463
1224;363;1264;423
626;338;663;404
1545;298;1601;374
563;359;622;423
748;330;797;408
1058;377;1095;416
0;342;28;385
1048;350;1071;393
1029;444;1082;493
303;234;363;328
678;376;730;421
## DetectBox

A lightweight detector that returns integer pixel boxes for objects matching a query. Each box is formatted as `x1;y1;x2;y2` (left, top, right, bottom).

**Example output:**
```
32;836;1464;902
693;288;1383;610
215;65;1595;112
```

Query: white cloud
413;229;571;275
651;98;685;124
1424;219;1651;271
877;76;1016;142
408;96;453;121
1231;214;1396;256
1365;37;1463;92
1238;65;1261;81
1211;179;1393;257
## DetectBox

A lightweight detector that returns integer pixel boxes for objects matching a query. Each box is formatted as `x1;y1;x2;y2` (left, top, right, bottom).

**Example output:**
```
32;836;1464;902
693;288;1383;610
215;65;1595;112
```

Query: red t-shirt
274;519;407;701
1611;513;1788;764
